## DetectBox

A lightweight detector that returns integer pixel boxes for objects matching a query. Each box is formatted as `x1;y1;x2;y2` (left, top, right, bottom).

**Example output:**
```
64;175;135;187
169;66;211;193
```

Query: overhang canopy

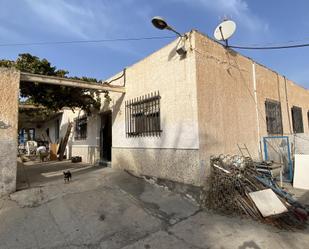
20;72;126;93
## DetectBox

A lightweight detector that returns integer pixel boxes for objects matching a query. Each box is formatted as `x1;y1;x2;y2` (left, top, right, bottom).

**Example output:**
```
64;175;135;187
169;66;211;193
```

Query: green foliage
0;53;104;114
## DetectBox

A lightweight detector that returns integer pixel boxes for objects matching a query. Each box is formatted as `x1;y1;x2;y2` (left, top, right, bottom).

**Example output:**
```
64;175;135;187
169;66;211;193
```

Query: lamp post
151;16;187;56
151;16;183;37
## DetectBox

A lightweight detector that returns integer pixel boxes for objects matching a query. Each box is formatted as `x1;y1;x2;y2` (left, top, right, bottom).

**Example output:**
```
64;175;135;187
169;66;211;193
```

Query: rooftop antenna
214;19;237;47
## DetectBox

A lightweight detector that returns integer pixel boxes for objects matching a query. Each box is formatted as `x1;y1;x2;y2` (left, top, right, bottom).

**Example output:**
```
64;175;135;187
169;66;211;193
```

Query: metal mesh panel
263;136;292;181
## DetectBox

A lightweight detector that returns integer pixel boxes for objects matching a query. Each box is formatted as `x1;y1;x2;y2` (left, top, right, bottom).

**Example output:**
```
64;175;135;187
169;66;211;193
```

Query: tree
0;53;105;114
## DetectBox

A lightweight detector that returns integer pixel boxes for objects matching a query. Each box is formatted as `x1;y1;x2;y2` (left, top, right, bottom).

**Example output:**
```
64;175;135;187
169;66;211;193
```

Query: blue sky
1;0;309;88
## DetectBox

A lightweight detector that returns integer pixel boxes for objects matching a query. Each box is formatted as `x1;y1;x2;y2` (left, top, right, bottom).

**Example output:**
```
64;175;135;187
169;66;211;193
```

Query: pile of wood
205;155;308;229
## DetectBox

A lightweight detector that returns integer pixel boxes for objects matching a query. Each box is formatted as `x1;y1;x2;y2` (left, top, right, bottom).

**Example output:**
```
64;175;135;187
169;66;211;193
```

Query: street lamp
151;16;183;37
151;16;187;56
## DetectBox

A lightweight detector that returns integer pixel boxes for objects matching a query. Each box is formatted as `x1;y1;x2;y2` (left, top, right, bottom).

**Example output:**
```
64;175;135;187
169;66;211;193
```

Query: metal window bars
74;116;87;140
125;91;161;137
265;99;283;135
291;106;304;133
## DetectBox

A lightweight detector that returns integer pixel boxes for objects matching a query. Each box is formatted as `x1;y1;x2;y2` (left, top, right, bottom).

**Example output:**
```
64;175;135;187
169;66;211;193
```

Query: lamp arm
166;26;183;37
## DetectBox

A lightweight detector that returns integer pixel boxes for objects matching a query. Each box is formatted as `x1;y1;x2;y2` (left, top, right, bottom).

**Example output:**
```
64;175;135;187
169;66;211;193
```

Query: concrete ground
0;162;308;249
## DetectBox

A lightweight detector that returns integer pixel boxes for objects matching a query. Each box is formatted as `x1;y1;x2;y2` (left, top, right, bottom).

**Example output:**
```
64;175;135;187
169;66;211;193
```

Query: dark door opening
100;111;112;162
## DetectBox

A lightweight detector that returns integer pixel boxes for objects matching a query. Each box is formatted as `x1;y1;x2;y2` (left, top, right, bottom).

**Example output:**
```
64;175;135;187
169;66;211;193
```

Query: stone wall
0;68;20;196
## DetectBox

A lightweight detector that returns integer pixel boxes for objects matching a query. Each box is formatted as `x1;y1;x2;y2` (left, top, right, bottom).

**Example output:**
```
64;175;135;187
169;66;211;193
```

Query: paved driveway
1;165;309;249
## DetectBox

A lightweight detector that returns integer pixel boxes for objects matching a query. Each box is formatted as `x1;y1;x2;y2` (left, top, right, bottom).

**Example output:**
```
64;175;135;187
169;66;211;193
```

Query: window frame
264;99;283;135
74;115;88;140
291;106;304;134
125;92;161;137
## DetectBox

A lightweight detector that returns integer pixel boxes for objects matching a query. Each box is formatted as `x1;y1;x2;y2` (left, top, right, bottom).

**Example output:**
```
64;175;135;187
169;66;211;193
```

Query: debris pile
205;154;308;229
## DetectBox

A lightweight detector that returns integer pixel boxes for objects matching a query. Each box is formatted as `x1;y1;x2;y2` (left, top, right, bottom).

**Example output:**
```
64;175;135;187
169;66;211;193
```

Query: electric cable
229;43;309;50
0;36;175;47
1;34;309;50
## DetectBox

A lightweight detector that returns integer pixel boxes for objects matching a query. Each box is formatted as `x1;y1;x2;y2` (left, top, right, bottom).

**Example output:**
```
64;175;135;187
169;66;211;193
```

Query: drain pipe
252;62;262;160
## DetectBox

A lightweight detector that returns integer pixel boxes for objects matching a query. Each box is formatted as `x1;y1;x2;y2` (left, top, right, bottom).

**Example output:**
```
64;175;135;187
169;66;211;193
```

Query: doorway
100;111;112;162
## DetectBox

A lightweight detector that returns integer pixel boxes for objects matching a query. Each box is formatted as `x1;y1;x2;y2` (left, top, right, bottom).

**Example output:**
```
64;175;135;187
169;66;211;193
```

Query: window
18;128;35;144
125;91;161;137
75;116;87;140
291;106;304;133
265;99;283;134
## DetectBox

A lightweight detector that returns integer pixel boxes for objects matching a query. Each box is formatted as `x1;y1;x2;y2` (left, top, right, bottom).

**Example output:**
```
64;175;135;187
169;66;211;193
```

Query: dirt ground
0;161;308;249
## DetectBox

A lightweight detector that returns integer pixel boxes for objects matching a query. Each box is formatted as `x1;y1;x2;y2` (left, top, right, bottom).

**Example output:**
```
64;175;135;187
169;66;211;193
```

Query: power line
0;36;175;47
229;43;309;50
1;34;309;50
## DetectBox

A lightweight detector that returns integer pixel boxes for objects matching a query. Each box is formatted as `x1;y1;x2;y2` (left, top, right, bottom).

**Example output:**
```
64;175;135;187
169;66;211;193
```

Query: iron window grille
265;99;283;134
125;92;161;137
291;106;304;133
74;116;87;140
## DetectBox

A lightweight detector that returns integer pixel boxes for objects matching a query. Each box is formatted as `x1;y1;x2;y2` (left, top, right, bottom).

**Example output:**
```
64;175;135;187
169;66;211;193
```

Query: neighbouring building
2;30;309;195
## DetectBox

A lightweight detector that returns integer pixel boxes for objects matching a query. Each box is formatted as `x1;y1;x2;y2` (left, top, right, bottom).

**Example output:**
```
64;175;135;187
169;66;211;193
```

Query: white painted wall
106;33;199;150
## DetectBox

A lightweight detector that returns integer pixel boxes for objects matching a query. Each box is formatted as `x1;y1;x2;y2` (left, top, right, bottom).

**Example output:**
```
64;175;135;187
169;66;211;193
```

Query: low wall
112;147;202;186
0;68;20;196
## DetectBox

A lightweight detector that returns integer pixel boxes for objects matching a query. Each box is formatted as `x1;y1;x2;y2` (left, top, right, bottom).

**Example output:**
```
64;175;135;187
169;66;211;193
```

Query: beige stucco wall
111;33;199;150
194;31;309;180
255;64;309;136
194;31;260;178
0;68;20;196
285;78;309;133
107;32;202;185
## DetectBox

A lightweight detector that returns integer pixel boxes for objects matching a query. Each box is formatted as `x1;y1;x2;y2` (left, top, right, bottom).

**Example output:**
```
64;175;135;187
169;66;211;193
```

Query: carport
0;67;125;196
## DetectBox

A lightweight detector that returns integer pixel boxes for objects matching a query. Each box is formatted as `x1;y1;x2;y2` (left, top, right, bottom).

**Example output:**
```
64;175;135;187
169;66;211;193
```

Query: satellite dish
214;20;236;45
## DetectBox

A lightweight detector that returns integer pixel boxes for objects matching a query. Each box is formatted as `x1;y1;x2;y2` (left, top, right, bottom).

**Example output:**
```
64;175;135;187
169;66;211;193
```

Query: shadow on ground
16;159;102;189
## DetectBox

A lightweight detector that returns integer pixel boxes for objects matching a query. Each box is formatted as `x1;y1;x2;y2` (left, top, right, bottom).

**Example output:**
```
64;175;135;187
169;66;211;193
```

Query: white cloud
22;0;146;56
174;0;268;33
25;0;105;39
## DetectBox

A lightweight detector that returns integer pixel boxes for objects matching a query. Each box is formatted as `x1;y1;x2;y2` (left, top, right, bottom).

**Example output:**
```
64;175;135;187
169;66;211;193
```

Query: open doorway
100;111;112;163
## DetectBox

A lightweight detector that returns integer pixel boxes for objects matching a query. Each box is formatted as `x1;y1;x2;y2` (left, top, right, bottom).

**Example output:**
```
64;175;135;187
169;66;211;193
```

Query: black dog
63;170;72;183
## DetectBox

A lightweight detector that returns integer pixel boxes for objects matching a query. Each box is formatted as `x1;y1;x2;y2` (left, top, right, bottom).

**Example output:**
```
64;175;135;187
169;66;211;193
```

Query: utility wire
229;43;309;50
1;35;309;50
0;36;175;47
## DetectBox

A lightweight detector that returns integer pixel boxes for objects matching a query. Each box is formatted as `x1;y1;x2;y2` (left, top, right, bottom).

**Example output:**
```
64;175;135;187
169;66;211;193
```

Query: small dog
63;170;72;183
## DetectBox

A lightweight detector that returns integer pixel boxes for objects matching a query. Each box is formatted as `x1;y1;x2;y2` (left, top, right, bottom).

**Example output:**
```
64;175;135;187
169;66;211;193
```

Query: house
83;30;309;186
1;30;309;196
